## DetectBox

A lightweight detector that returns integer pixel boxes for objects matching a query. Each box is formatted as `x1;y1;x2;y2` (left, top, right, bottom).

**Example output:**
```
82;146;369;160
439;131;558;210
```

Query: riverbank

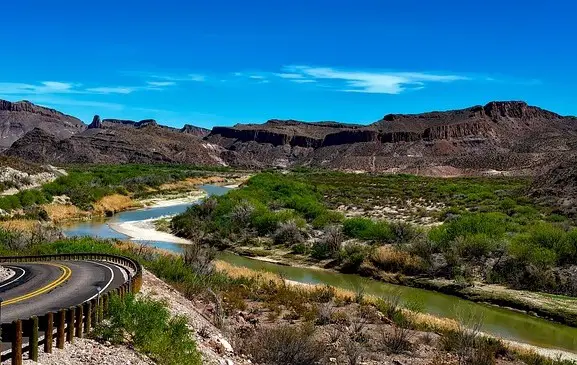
228;245;577;328
215;259;577;362
41;173;248;223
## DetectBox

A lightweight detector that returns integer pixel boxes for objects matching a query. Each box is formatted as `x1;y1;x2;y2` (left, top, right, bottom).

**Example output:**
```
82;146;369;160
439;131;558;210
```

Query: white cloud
274;73;305;79
150;73;205;82
86;86;136;94
282;65;470;94
146;81;176;87
249;75;266;80
0;81;78;95
290;79;317;84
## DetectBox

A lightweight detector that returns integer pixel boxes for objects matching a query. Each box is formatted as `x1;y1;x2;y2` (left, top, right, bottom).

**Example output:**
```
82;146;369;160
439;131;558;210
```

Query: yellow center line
1;263;72;306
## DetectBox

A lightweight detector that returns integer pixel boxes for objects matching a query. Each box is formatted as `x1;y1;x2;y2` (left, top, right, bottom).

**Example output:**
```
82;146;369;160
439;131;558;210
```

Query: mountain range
1;98;576;176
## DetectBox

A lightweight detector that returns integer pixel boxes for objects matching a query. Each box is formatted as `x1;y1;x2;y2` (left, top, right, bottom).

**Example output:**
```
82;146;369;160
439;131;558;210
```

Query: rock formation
0;99;85;150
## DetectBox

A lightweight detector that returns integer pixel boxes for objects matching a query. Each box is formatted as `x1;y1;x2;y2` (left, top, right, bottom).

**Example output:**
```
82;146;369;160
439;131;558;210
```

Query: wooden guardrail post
29;316;39;361
84;301;92;334
44;312;54;353
66;307;75;343
56;309;66;349
12;320;22;365
91;298;98;324
75;304;83;338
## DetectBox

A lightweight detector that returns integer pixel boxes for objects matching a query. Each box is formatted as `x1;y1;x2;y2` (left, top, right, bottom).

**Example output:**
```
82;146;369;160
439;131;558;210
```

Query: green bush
338;244;369;272
343;218;373;238
508;235;558;268
507;223;574;267
343;218;394;242
429;213;510;247
95;294;201;365
455;234;502;259
311;210;344;229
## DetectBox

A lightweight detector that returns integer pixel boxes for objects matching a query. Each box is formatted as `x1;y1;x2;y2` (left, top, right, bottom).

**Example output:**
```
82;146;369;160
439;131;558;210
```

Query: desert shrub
311;225;344;259
343;217;395;242
183;241;216;276
94;294;201;365
371;246;425;275
311;210;344;229
291;242;308;254
338;243;369;272
389;221;421;244
429;213;510;248
241;324;325;365
381;324;414;354
454;234;502;260
508;236;558;268
273;220;305;246
562;229;577;265
343;217;373;238
229;200;255;227
439;312;502;365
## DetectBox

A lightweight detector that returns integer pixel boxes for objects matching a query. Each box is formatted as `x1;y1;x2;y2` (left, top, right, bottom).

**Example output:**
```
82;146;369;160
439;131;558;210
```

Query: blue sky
1;0;576;128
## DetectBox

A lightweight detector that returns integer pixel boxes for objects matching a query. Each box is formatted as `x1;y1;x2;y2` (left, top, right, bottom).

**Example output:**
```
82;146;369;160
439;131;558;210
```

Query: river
60;185;577;354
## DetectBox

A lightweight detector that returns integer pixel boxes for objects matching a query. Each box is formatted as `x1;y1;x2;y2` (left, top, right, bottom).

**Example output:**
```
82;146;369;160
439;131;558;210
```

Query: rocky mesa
206;101;577;174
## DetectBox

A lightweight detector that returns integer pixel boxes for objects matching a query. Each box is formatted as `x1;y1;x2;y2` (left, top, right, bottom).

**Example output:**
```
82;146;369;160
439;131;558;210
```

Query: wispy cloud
0;81;79;95
233;72;270;84
146;81;176;87
149;73;206;82
279;65;470;94
0;79;175;96
85;86;136;94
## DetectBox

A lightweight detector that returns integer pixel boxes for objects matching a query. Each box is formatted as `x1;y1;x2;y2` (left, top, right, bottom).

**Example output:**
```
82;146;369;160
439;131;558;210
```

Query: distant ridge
3;99;577;176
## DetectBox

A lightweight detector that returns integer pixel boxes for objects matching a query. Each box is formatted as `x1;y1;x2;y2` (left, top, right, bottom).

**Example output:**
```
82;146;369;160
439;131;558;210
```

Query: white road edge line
86;261;115;301
0;266;26;289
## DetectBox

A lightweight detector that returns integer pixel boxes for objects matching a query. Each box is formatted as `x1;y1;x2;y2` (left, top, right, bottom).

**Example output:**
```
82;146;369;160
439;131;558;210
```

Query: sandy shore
109;218;191;244
140;191;207;208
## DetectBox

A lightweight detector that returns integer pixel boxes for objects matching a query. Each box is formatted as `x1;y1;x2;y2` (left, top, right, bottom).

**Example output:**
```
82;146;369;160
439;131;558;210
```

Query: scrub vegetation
171;171;577;309
0;164;234;216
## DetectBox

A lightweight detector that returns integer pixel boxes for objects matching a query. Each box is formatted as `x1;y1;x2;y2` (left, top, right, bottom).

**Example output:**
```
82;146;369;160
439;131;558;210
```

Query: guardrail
0;253;143;365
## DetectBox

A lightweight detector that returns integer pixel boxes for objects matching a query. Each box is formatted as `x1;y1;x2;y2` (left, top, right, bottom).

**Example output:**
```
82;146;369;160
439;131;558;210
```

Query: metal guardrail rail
0;253;143;365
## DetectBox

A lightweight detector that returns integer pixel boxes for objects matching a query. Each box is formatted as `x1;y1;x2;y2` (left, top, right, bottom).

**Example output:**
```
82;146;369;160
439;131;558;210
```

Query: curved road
0;260;129;324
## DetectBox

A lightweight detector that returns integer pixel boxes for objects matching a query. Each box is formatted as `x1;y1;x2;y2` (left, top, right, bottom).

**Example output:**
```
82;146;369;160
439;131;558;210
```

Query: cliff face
5;110;224;165
6;124;225;165
0;99;86;150
206;101;577;174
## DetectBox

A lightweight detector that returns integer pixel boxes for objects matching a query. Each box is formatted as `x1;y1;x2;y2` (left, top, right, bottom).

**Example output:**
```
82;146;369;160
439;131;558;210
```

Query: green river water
61;185;577;353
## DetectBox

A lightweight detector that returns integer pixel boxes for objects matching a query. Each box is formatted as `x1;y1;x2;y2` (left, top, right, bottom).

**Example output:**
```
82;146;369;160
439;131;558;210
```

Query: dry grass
159;176;226;191
0;219;39;232
93;194;140;215
371;246;425;275
42;204;90;222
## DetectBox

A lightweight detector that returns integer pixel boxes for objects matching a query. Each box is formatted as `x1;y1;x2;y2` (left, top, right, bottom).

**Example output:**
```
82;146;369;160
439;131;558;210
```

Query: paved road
0;260;129;323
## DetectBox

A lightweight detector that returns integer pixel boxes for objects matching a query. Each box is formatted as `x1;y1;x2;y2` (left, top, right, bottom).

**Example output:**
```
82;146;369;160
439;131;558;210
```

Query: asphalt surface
0;260;129;323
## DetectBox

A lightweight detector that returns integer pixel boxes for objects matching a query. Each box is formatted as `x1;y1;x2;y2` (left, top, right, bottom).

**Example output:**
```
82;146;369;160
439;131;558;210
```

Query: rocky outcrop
180;124;210;137
88;115;102;129
0;99;86;149
531;154;577;216
206;101;577;173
